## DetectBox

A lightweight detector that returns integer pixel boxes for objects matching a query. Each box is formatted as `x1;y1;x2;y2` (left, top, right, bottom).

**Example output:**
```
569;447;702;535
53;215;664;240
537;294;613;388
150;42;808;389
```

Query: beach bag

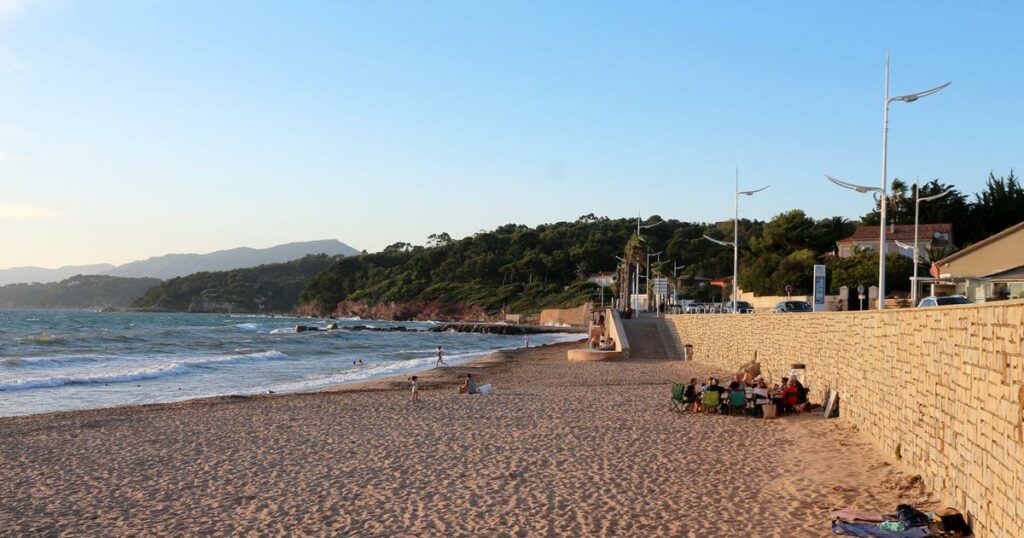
478;384;492;395
761;404;777;419
896;504;930;528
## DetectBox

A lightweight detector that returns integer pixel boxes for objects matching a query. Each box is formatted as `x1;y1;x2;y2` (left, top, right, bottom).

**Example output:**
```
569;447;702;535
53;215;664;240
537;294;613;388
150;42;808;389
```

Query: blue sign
813;264;826;312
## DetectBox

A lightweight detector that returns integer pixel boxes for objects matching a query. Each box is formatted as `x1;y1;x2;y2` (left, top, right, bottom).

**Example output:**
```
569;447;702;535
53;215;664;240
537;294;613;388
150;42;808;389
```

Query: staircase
621;318;678;360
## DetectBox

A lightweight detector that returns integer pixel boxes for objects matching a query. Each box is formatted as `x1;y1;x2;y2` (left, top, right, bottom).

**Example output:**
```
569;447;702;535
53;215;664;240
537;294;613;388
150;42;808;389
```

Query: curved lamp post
826;53;950;310
631;214;663;311
704;168;768;314
910;183;953;304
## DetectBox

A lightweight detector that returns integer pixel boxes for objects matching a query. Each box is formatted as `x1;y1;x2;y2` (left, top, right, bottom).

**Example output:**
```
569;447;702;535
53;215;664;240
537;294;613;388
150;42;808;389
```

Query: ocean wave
1;354;104;368
0;362;197;391
0;350;290;392
260;350;487;393
234;323;260;332
20;333;68;345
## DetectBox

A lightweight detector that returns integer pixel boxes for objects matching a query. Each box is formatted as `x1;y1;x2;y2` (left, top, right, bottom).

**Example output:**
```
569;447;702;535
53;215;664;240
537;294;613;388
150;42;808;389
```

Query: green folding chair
727;390;747;415
702;389;720;414
671;383;687;412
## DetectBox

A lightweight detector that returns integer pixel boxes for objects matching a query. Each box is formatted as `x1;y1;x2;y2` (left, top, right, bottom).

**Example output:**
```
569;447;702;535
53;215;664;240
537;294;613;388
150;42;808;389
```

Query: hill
0;275;162;309
0;264;117;286
296;212;871;319
0;240;359;285
298;217;739;319
131;254;340;313
105;239;359;279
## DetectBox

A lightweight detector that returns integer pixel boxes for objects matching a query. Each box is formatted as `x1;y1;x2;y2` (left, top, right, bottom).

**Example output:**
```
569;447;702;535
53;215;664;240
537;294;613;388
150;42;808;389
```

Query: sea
0;310;579;417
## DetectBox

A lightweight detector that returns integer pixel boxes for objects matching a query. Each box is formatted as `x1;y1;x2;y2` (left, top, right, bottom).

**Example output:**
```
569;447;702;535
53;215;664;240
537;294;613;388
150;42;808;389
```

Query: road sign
813;265;826;312
857;285;865;295
785;284;793;297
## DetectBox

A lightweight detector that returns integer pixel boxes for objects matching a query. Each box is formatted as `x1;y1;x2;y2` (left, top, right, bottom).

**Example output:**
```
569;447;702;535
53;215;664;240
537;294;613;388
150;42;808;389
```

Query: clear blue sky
2;1;1022;268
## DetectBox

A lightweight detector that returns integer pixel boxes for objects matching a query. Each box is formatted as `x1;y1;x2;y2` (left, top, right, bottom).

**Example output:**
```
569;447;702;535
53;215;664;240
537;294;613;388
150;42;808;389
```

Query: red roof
840;223;953;242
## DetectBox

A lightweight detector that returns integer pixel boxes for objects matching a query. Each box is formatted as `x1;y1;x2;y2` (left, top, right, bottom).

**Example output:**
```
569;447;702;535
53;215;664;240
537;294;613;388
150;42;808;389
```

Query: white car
917;295;973;307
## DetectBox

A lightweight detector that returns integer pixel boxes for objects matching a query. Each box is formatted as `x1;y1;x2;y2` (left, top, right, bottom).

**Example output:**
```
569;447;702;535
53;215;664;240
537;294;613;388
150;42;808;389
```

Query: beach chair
727;390;747;415
702;390;720;414
671;384;686;412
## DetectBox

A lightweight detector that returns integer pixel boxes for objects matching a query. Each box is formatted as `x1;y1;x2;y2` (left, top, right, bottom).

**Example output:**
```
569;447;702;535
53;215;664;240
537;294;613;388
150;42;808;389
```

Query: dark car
724;301;755;313
773;300;813;313
917;295;973;308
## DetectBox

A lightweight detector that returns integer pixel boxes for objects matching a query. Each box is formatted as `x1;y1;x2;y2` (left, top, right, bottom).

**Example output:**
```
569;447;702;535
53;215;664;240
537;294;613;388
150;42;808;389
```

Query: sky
2;1;1023;268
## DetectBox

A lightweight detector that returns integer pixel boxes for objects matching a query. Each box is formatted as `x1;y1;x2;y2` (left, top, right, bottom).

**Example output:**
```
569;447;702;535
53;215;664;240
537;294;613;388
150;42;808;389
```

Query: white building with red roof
836;223;953;258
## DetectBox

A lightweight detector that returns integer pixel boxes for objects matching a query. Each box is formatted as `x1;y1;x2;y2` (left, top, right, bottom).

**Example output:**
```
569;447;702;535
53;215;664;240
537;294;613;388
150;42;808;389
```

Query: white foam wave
260;350;489;394
234;323;260;332
0;350;290;392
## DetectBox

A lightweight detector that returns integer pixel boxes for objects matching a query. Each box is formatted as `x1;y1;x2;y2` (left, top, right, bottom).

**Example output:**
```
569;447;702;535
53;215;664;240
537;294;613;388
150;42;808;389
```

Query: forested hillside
0;275;161;309
298;213;854;317
131;254;339;313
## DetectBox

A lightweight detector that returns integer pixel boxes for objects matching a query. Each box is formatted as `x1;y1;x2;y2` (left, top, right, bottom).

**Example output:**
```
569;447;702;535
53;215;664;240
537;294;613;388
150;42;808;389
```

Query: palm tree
619;232;649;311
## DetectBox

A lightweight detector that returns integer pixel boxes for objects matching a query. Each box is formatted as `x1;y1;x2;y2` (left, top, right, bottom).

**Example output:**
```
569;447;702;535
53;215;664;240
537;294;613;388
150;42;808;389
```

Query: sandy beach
0;340;935;537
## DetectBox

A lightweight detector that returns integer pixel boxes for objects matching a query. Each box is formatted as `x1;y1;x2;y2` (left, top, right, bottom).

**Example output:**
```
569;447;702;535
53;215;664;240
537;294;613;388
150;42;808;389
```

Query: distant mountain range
0;240;360;285
0;275;162;309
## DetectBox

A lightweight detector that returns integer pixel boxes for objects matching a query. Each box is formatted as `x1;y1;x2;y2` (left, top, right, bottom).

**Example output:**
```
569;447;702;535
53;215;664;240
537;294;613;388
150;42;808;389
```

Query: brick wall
664;300;1024;537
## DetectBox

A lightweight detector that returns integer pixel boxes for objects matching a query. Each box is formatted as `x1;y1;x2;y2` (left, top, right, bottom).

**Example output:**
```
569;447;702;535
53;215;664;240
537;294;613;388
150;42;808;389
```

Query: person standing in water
436;345;448;367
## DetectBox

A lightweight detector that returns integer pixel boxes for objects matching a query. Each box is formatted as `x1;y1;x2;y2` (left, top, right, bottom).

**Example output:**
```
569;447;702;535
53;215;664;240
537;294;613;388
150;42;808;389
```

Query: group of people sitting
675;373;811;416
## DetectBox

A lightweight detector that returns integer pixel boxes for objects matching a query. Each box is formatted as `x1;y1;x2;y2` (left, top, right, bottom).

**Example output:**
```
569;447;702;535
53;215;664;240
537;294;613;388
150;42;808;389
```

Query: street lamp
633;214;663;312
646;250;663;311
703;168;768;314
828;52;949;310
910;181;953;304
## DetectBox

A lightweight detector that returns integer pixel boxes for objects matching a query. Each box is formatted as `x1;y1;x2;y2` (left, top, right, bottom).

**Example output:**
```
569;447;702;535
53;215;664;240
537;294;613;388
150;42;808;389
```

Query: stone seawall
664;301;1024;537
539;304;590;327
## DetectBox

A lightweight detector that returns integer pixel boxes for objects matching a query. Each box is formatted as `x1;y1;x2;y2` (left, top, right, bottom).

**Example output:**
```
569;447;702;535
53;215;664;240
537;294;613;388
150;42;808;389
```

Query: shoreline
0;339;585;422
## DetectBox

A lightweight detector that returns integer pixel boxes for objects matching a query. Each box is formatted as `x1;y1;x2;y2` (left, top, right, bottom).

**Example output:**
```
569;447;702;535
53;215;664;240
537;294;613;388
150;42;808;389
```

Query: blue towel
832;522;932;537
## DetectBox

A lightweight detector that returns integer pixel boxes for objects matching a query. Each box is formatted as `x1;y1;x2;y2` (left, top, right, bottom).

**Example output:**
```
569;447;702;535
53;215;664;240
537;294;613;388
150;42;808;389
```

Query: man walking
436;345;448;367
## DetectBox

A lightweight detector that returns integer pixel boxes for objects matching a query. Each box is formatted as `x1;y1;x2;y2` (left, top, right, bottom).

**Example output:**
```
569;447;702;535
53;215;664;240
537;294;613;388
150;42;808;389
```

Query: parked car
773;300;813;313
723;301;755;314
917;295;973;308
684;301;707;314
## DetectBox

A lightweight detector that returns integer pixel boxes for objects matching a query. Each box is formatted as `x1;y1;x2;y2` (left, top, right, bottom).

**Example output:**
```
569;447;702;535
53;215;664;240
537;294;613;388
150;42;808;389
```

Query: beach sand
0;340;935;536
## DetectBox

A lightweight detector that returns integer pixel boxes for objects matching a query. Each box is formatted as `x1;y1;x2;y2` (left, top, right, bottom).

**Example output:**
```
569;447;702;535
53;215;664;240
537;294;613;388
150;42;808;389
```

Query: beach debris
507;471;519;479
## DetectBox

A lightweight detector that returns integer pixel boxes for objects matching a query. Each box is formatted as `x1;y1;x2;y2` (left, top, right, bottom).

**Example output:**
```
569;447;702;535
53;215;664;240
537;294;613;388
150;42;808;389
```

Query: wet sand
0;340;935;536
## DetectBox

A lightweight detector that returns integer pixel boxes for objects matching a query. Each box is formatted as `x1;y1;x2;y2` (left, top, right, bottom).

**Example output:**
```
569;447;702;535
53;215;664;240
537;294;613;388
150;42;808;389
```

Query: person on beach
436;346;448;367
459;373;478;394
410;376;420;401
750;379;771;417
684;378;700;412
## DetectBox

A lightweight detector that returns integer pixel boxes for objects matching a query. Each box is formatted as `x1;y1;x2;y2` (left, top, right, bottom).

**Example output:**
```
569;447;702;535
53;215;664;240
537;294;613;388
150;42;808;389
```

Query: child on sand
410;376;419;401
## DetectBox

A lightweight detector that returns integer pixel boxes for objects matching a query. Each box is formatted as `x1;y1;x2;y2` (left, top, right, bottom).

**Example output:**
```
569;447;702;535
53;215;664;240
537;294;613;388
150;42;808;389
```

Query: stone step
621;319;674;360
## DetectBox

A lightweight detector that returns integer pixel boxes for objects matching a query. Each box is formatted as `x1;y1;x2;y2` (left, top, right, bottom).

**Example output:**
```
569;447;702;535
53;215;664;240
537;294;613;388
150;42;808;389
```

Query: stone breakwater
663;300;1024;538
429;323;586;335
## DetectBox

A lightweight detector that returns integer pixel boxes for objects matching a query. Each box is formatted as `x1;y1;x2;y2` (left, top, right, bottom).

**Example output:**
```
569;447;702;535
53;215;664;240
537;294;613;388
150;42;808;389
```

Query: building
924;220;1024;302
836;223;953;258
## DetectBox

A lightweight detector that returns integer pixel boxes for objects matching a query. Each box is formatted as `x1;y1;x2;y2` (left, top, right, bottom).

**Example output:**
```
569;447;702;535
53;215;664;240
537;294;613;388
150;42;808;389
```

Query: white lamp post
634;215;662;311
646;250;663;311
911;181;953;304
703;168;767;314
829;53;949;310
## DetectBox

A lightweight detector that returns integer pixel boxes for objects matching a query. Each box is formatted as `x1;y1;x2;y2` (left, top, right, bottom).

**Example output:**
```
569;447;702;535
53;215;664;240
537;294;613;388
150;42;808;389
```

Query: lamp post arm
889;81;952;103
